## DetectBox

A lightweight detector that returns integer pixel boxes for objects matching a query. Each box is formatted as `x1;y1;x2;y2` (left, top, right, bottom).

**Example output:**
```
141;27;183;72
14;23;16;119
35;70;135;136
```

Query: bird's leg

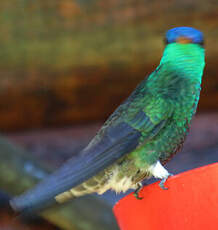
133;183;143;200
159;173;173;190
148;161;173;190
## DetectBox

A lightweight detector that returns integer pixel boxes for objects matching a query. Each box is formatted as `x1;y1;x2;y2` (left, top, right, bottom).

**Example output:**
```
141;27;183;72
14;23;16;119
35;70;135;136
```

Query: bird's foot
133;183;143;200
159;173;173;190
148;161;173;190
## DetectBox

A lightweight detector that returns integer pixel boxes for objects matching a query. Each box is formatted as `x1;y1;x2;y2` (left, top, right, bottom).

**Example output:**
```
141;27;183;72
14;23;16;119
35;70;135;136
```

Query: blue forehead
166;27;204;44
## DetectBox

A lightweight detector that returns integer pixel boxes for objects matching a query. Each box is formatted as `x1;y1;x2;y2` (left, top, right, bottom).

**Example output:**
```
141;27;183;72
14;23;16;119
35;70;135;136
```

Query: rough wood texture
0;0;217;131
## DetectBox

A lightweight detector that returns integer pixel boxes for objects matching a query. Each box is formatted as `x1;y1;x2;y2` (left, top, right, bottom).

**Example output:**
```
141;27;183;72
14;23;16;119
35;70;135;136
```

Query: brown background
0;0;217;131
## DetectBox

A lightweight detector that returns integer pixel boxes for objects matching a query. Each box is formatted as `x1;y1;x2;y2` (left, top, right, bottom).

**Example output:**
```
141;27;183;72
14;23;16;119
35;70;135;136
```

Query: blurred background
0;0;217;229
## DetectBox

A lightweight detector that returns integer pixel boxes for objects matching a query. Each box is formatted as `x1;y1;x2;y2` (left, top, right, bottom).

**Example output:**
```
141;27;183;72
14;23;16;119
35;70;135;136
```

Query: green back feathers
132;42;205;166
160;43;205;83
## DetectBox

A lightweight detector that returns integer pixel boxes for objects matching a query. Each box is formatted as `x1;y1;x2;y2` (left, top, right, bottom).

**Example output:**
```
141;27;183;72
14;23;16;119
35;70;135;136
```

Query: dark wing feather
10;76;170;213
10;122;141;212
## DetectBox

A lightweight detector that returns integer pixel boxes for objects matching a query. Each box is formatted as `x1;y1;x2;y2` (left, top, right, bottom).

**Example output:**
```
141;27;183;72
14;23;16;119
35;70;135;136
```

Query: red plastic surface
113;163;218;230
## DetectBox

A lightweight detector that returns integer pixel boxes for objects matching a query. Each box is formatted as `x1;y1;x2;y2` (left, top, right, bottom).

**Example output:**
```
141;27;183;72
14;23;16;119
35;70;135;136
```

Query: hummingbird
10;27;205;213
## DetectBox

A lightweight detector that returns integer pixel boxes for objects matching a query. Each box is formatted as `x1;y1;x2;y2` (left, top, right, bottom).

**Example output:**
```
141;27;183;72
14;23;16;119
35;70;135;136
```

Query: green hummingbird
10;27;205;212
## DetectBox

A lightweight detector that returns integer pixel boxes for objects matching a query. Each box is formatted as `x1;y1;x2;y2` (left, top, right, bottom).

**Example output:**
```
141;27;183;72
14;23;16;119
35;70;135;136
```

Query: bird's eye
198;40;204;47
164;37;169;45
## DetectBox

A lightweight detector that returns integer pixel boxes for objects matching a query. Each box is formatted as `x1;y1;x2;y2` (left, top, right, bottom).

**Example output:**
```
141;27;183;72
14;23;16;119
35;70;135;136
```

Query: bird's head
165;27;204;46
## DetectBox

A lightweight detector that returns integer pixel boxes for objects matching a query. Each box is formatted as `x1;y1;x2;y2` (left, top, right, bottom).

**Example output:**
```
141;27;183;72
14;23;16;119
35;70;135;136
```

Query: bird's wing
10;80;172;213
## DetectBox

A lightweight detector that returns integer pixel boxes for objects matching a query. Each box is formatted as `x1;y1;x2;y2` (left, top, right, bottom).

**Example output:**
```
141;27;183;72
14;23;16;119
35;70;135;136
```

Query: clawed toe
133;183;144;200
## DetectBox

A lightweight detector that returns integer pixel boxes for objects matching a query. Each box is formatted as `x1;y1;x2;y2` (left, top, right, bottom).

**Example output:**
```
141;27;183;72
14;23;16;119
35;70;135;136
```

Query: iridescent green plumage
10;27;205;212
133;43;205;166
